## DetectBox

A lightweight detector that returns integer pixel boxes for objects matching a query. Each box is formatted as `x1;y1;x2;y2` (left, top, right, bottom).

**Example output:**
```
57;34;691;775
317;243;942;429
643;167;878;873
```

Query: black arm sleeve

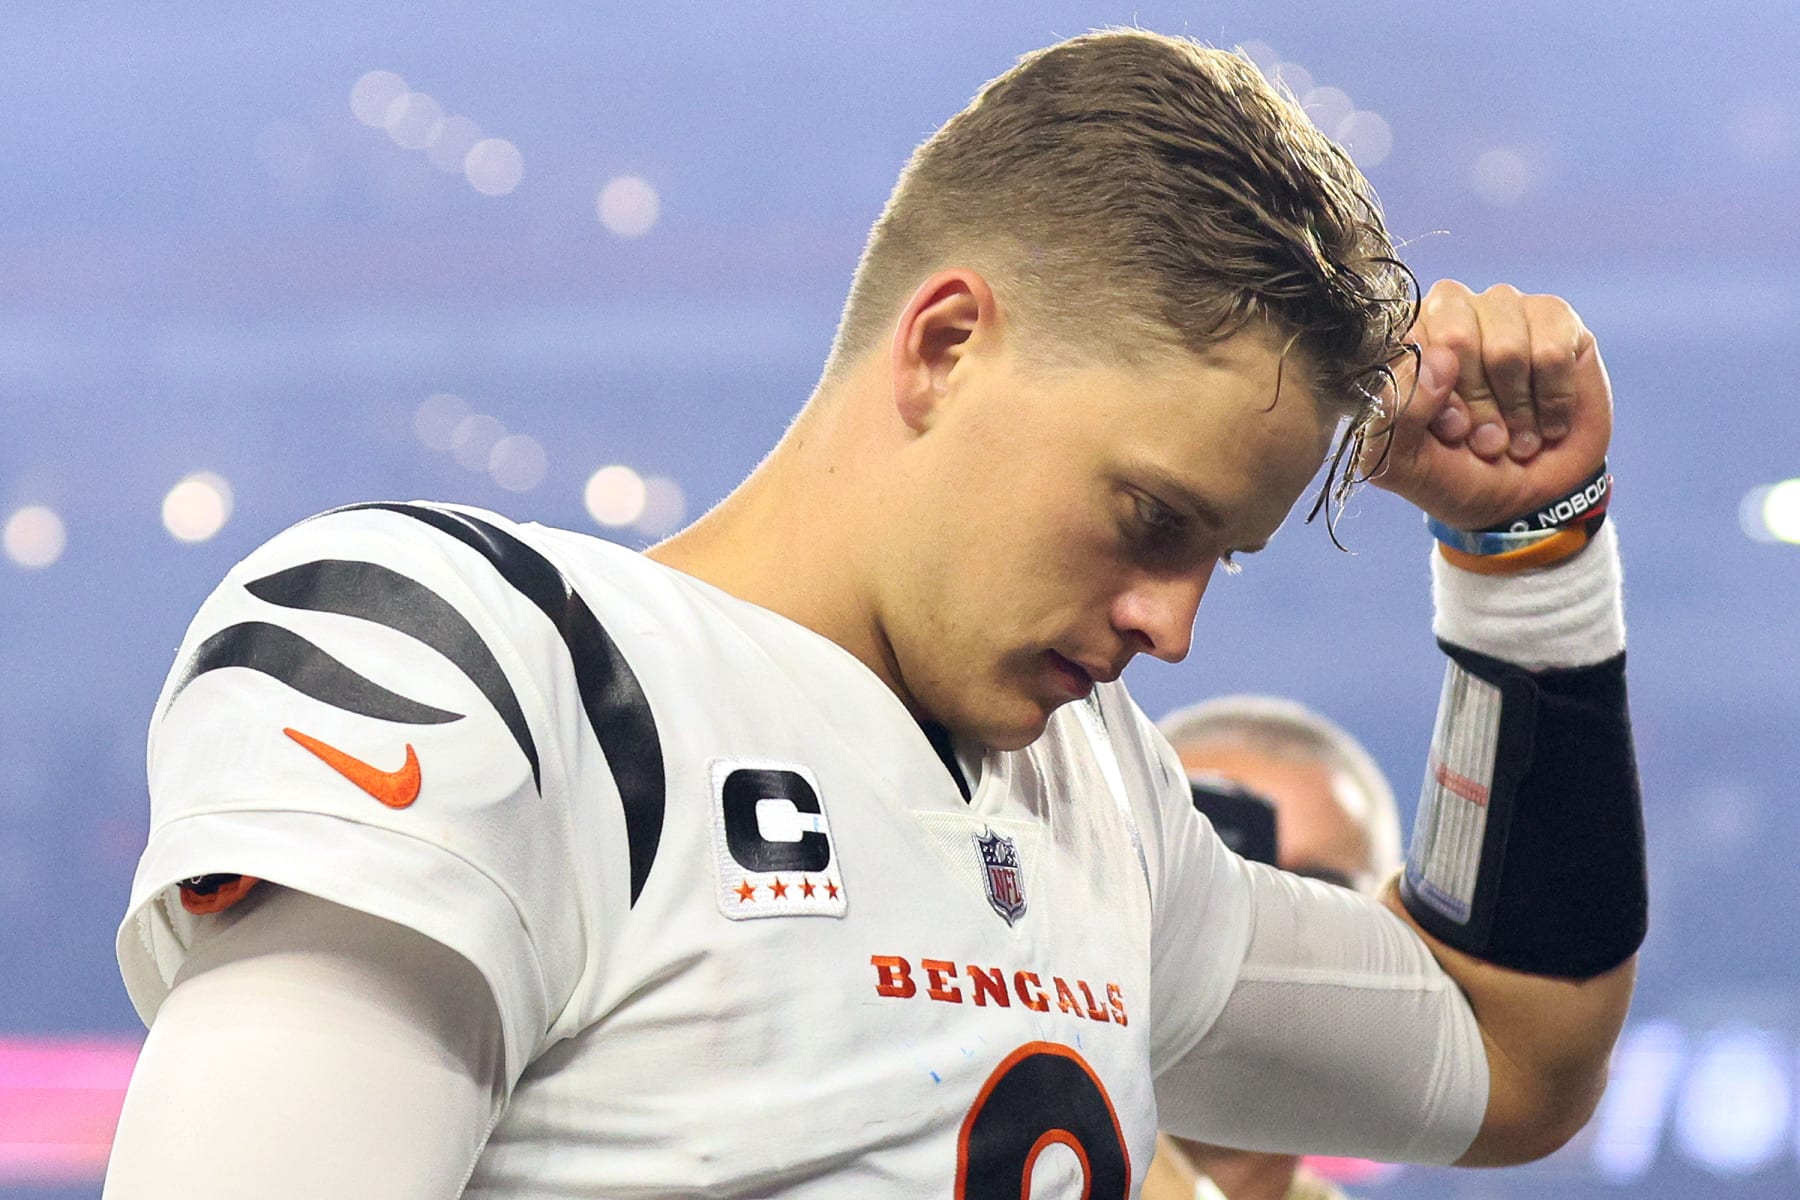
1400;645;1647;979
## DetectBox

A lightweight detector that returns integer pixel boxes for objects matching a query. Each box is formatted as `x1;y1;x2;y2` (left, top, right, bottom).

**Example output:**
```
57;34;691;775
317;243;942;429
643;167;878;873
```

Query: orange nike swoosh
283;727;421;809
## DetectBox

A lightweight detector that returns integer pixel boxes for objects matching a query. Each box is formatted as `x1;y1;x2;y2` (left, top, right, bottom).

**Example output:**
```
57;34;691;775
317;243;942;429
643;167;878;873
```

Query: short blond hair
828;28;1415;423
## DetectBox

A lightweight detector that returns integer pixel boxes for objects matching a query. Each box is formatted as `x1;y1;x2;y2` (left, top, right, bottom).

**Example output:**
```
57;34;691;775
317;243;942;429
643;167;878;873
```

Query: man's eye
1132;494;1184;542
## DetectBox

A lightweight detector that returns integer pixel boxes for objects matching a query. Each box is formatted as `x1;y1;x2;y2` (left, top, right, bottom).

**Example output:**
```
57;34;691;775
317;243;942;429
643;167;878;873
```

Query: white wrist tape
1431;520;1624;670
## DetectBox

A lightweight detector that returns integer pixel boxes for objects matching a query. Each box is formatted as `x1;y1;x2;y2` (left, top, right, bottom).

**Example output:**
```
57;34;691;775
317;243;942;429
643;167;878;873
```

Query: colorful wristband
1438;525;1591;575
1426;517;1560;557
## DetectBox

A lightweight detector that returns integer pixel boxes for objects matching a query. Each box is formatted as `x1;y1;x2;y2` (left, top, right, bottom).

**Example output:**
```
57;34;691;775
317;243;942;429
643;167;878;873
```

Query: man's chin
965;697;1061;752
979;725;1044;753
923;673;1065;752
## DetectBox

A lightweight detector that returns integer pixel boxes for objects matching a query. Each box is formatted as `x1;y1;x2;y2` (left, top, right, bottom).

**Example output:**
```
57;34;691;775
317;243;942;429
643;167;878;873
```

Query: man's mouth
1045;650;1096;699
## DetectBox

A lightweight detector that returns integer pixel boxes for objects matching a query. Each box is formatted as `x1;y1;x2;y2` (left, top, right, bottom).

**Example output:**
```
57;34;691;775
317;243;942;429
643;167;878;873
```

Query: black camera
1188;774;1278;866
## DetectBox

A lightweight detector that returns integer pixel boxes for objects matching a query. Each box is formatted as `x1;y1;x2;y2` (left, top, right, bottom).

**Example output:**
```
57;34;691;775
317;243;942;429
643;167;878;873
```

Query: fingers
1361;341;1458;487
1414;280;1590;463
1416;282;1503;459
1415;345;1468;441
1474;285;1537;460
1523;293;1589;444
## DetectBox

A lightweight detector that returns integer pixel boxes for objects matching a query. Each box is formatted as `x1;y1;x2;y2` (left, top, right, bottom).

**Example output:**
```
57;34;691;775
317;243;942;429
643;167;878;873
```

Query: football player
105;29;1643;1199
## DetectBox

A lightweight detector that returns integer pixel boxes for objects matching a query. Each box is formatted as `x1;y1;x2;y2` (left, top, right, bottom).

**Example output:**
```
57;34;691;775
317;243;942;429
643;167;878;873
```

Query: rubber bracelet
1438;525;1590;575
1426;516;1561;557
1482;462;1611;534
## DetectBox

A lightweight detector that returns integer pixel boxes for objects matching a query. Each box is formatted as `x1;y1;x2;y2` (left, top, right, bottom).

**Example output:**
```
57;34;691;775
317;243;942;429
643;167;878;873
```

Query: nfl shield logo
974;828;1026;926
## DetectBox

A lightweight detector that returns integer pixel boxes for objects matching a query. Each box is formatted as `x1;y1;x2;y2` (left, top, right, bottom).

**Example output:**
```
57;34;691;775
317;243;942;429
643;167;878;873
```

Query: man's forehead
1126;337;1332;436
1174;327;1319;397
1116;402;1333;548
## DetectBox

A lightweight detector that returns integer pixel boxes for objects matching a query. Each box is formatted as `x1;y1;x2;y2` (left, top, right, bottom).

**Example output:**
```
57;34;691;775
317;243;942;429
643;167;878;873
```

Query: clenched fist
1371;280;1612;531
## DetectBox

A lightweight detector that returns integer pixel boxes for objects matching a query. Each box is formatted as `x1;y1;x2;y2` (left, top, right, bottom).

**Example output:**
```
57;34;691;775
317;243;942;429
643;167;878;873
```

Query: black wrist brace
1399;642;1647;979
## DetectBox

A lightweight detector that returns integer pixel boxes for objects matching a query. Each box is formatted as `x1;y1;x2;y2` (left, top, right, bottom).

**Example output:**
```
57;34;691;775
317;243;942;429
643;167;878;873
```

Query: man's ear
890;269;999;433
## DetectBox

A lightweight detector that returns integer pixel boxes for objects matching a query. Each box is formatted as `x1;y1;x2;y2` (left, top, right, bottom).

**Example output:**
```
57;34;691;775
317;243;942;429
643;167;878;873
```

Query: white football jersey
118;502;1482;1198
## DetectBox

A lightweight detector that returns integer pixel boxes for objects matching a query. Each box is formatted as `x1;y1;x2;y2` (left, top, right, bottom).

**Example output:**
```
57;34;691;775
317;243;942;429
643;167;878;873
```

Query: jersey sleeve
1100;686;1487;1164
105;888;503;1199
1151;863;1488;1163
118;502;595;1085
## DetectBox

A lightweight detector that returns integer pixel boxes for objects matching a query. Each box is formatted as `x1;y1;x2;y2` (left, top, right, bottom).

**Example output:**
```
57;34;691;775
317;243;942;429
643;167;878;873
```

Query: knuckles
1417;280;1587;374
1423;277;1475;305
1531;343;1575;377
1484;339;1533;374
1422;320;1479;357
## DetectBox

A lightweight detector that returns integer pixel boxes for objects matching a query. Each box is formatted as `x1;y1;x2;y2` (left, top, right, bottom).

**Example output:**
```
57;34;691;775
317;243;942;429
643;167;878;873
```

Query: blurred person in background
102;28;1644;1198
1141;695;1402;1200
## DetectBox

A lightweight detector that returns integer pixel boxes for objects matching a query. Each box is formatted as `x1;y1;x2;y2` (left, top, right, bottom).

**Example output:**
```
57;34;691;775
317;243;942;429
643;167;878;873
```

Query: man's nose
1112;565;1213;664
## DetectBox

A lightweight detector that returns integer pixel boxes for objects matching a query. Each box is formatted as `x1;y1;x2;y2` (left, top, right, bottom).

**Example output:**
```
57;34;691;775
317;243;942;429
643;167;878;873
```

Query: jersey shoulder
153;500;663;746
130;502;661;1080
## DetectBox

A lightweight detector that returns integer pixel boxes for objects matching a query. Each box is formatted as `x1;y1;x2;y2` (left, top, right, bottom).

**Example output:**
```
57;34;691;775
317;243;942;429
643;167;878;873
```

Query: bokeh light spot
1471;147;1531;206
162;473;234;544
465;138;524;196
385;92;445;151
1237;40;1279;76
427;114;484;173
451;413;507;471
585;465;647;527
1272;61;1314;99
350;70;408;128
1590;1019;1688;1183
635;476;687;537
598;176;661;238
1335;110;1393;169
1674;1026;1790;1175
414;393;470;451
1302;86;1354;135
1739;484;1776;542
489;435;549;492
4;506;67;569
1761;478;1800;543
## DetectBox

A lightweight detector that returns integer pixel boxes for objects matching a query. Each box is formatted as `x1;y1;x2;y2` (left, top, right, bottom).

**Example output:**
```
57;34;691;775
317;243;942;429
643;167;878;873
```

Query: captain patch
710;761;847;920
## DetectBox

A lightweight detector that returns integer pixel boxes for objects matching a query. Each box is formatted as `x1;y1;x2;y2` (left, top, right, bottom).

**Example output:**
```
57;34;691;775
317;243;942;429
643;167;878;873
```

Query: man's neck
646;374;912;708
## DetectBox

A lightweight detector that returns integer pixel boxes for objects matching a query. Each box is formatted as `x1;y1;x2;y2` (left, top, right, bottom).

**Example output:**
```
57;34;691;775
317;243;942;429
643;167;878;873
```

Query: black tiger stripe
246;559;541;791
169;621;464;725
339;502;666;906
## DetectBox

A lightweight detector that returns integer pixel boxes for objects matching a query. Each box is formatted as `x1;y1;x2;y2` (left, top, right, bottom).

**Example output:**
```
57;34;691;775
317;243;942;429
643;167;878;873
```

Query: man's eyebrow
1134;464;1225;527
1134;464;1270;554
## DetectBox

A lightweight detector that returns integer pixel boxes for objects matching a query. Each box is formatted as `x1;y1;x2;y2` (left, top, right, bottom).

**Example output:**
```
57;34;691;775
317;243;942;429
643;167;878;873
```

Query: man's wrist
1431;521;1625;672
1427;462;1612;577
1480;462;1612;534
